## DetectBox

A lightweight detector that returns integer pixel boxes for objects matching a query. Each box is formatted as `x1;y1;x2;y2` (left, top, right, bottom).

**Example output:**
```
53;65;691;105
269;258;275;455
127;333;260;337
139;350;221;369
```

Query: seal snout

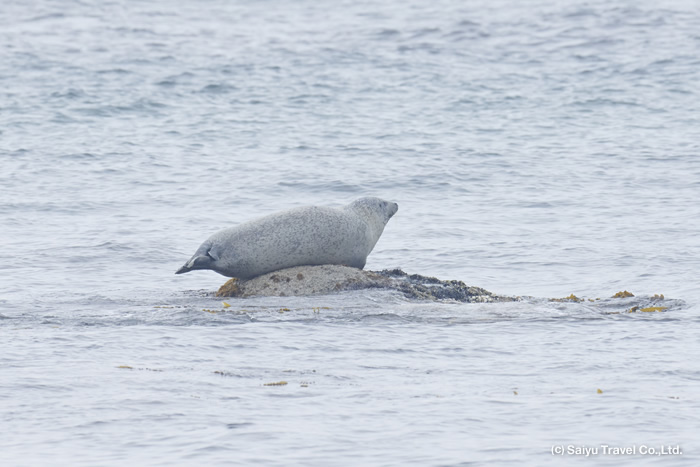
175;253;214;275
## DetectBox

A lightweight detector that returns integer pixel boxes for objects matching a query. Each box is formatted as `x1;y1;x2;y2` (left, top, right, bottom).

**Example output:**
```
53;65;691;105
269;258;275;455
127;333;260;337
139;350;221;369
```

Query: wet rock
215;264;515;302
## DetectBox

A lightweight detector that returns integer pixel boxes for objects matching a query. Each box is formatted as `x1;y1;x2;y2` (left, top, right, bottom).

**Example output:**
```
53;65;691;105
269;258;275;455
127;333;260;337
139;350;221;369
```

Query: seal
175;197;398;279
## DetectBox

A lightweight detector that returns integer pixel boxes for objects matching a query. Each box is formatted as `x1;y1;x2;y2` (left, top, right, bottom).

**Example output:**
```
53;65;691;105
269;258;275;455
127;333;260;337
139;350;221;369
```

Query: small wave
73;99;167;117
277;179;362;193
198;83;238;94
374;28;401;39
50;89;85;100
58;152;98;160
408;27;442;40
28;13;65;22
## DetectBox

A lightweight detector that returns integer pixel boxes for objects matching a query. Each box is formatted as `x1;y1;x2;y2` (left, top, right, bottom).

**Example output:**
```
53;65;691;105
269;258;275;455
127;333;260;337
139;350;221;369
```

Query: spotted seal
175;197;398;279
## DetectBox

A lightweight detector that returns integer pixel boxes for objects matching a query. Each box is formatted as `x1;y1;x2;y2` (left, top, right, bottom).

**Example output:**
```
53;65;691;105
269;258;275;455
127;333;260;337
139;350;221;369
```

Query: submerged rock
215;264;515;302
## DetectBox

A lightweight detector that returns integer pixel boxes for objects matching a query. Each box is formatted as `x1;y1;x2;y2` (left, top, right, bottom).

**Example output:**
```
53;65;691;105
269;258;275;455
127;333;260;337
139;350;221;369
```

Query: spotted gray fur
176;197;398;279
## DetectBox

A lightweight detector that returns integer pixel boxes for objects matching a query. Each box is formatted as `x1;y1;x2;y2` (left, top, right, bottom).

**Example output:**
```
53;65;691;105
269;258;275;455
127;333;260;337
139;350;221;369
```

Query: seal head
175;240;219;274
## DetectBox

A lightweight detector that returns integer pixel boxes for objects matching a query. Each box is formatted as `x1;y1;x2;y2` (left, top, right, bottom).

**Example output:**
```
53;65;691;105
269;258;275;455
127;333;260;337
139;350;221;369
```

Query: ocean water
1;0;699;465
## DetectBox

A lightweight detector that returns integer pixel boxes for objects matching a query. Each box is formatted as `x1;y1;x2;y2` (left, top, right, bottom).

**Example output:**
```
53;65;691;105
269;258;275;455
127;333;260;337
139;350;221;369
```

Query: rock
215;265;515;302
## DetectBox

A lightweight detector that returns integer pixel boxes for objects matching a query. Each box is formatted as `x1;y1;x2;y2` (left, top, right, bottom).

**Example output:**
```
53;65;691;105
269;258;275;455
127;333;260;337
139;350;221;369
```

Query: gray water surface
1;0;699;465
